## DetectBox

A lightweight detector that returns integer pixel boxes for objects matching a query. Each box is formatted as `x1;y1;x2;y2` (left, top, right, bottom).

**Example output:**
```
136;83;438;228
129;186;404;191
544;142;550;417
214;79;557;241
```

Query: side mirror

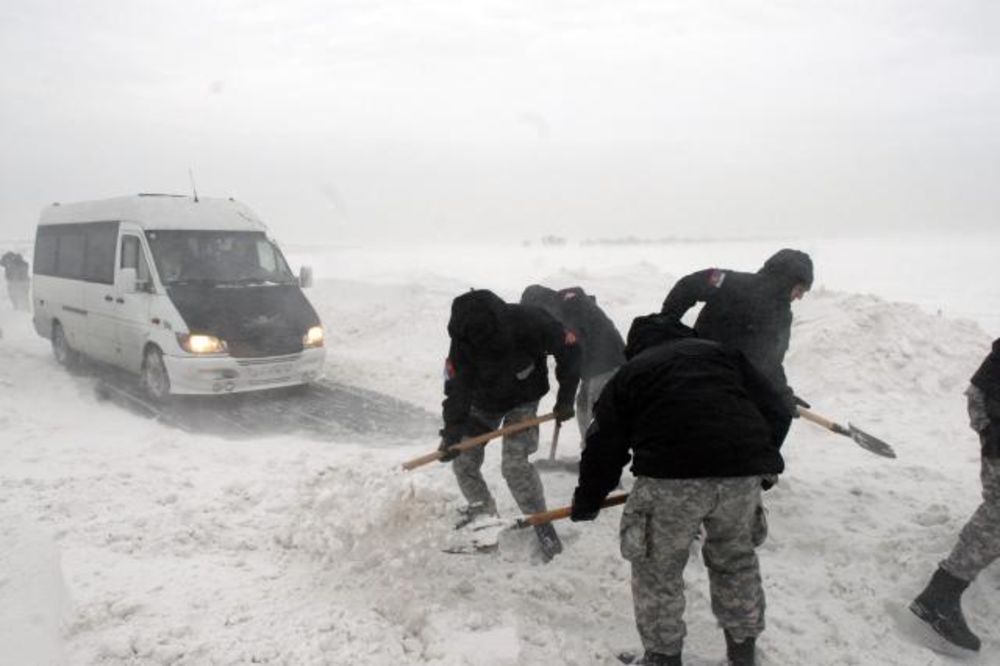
117;267;138;293
299;265;314;289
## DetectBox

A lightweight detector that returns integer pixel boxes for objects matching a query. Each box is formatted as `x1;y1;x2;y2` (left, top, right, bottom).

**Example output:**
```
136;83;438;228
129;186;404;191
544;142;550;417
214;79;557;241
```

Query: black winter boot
909;567;981;651
533;523;563;561
724;630;756;666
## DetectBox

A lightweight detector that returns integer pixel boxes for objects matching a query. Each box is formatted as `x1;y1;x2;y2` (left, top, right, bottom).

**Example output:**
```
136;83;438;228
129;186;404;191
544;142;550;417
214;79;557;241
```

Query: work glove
981;425;1000;459
437;428;462;463
787;393;809;418
570;488;600;522
553;400;576;424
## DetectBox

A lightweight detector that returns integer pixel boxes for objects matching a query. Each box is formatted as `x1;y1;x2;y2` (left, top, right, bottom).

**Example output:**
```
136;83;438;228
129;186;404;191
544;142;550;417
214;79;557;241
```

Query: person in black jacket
1;251;30;311
660;248;814;416
570;314;791;666
910;338;1000;652
440;289;581;560
520;284;626;444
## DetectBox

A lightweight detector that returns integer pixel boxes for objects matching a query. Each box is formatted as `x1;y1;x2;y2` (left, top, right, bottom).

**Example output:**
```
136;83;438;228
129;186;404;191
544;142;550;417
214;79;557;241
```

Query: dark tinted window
33;233;57;275
82;222;118;284
57;231;86;279
35;221;120;282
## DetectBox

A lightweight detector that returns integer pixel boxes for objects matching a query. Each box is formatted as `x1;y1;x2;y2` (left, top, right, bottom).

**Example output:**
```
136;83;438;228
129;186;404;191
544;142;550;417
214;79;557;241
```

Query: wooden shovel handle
520;492;630;527
797;407;849;435
402;413;556;471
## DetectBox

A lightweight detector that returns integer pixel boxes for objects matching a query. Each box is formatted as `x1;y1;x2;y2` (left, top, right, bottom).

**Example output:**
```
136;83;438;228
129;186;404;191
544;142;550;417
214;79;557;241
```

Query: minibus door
115;234;155;372
82;223;121;363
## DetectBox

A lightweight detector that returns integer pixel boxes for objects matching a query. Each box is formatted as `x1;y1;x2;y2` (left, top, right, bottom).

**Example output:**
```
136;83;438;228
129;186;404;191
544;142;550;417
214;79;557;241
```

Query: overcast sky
1;0;998;244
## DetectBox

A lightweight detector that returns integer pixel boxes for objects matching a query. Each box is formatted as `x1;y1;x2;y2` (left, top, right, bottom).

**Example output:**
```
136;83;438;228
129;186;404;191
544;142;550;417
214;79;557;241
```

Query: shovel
402;413;556;471
446;492;630;554
797;407;897;459
533;420;577;473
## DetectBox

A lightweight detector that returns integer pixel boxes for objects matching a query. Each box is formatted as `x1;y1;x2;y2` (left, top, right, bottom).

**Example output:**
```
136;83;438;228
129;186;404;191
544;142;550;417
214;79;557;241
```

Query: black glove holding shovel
569;487;601;522
437;427;463;463
553;399;575;424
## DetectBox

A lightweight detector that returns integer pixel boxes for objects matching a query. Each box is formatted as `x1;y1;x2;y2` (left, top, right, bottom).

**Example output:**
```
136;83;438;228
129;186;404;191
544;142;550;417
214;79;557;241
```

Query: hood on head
448;289;508;344
759;248;814;289
993;338;1000;355
519;284;559;313
624;313;696;360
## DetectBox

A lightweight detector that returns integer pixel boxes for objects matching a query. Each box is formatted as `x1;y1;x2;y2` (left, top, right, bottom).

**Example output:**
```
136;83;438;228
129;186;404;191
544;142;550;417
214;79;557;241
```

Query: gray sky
1;0;998;244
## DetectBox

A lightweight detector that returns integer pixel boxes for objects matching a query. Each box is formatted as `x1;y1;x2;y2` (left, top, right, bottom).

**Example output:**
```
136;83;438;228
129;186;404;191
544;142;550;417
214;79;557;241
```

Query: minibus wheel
141;347;171;401
51;322;78;367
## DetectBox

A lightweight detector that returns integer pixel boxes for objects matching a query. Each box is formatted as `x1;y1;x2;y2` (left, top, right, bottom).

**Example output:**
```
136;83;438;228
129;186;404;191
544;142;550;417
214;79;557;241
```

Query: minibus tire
141;347;171;401
51;322;78;368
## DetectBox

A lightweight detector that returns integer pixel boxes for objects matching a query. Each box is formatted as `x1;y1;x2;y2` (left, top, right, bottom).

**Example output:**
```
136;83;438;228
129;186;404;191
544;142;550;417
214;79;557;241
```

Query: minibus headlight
177;333;227;354
303;326;324;348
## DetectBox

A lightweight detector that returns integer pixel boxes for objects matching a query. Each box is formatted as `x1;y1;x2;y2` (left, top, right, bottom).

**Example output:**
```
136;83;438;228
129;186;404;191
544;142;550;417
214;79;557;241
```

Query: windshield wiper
220;277;297;286
167;278;222;287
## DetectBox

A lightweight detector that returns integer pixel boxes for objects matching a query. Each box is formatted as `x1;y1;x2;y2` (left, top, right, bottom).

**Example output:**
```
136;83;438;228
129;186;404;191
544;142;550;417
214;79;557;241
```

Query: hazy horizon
2;1;998;244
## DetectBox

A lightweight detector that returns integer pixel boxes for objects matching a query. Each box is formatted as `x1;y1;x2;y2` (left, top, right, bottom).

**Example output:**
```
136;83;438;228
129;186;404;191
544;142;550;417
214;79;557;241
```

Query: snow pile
791;290;986;402
279;460;454;562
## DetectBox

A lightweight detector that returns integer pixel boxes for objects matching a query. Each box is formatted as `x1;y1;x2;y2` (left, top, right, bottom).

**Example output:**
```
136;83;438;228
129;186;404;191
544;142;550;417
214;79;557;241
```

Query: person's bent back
577;322;791;501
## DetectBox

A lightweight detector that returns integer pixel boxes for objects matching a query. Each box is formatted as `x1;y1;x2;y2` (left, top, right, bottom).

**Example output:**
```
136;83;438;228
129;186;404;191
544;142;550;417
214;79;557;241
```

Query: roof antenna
188;168;200;202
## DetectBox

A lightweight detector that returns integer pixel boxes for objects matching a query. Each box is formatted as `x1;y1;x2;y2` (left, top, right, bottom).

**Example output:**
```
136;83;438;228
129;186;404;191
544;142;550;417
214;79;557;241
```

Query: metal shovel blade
847;423;897;459
442;516;509;554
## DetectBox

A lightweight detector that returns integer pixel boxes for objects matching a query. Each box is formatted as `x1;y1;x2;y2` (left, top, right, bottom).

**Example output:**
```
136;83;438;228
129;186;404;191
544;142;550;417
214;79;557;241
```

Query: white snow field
2;235;1000;665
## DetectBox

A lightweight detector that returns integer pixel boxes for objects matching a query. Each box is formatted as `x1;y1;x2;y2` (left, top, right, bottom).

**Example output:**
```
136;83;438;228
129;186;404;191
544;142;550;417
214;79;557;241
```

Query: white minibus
32;194;325;398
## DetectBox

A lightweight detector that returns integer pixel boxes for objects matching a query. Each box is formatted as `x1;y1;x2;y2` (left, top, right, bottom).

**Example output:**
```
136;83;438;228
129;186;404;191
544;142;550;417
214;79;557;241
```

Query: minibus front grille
227;335;303;358
234;353;302;366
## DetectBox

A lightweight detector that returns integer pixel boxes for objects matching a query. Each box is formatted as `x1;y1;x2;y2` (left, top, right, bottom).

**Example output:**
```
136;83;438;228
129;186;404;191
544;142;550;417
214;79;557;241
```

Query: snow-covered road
2;238;999;665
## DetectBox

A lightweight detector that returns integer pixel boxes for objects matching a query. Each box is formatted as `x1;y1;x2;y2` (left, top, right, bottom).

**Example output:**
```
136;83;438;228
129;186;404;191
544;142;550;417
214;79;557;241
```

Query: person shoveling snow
569;314;793;666
434;289;581;561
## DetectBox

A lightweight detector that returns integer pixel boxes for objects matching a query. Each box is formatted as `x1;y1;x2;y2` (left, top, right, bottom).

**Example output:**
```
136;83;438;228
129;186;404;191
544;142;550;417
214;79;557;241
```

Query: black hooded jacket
442;290;582;435
972;338;1000;424
1;252;29;281
520;285;625;379
660;249;813;412
574;316;792;512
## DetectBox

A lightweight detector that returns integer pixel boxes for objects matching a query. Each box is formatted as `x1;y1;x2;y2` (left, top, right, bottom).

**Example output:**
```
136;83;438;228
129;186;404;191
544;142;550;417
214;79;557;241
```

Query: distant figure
571;314;792;666
910;338;1000;652
439;289;581;561
520;285;625;444
1;251;30;311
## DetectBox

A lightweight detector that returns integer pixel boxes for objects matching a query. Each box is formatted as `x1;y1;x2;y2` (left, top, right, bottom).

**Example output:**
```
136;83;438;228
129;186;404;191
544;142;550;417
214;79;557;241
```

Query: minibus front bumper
162;348;326;394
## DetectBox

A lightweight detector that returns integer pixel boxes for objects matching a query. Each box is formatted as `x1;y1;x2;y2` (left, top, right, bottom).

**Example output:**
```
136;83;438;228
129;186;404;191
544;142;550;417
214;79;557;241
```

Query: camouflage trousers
941;455;1000;582
623;476;765;656
576;370;615;445
451;401;547;515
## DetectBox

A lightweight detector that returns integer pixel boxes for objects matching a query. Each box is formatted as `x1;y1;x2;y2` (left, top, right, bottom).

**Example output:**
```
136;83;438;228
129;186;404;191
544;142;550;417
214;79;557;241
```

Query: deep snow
2;236;999;665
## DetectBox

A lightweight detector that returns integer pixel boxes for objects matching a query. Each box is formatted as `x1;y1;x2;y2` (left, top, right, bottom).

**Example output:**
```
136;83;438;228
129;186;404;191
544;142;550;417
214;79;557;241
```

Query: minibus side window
56;232;86;280
83;222;117;284
120;236;150;283
34;229;58;275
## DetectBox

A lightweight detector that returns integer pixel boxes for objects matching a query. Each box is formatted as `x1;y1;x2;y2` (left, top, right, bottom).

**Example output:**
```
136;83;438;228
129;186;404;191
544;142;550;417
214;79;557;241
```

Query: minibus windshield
146;230;298;286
